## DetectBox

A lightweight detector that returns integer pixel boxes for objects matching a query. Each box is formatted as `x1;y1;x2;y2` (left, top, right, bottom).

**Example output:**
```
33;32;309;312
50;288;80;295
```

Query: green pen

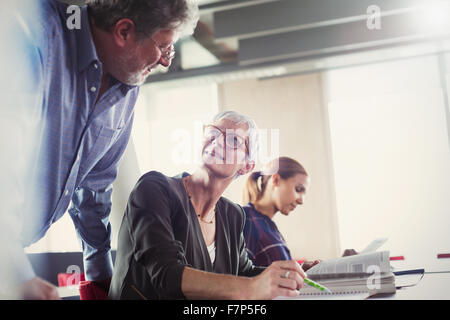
303;277;332;294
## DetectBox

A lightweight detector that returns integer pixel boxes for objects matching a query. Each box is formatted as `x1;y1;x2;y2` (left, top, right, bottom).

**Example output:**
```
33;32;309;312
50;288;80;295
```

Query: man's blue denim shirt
9;0;140;283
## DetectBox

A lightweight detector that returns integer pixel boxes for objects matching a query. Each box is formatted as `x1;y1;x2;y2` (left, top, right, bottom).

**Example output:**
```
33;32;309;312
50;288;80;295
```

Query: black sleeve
126;173;187;299
236;205;266;277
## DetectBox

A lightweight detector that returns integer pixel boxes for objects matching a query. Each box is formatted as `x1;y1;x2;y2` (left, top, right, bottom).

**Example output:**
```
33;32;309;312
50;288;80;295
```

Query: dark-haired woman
242;157;320;270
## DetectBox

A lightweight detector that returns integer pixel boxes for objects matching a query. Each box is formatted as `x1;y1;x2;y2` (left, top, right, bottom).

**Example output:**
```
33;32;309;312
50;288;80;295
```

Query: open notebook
276;251;396;300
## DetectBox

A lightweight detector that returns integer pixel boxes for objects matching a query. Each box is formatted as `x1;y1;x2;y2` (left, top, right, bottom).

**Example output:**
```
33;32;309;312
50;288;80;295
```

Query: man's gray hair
212;110;259;162
87;0;199;39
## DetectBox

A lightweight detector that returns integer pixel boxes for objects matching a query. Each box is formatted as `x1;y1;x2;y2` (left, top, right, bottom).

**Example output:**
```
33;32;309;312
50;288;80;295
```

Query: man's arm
68;114;134;282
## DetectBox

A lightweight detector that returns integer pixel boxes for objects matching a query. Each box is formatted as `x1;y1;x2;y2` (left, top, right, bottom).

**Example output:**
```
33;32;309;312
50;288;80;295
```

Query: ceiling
149;0;450;84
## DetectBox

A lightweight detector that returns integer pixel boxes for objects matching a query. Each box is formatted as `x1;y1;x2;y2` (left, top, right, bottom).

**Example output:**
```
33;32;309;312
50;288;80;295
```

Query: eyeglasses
150;37;176;61
204;125;248;152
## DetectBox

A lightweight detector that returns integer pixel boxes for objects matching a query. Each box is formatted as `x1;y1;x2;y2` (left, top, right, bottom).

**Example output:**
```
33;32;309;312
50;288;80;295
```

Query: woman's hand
342;249;358;257
248;260;306;300
301;260;321;272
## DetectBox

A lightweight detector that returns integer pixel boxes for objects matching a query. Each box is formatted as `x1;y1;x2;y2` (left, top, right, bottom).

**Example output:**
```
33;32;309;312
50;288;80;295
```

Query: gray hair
211;110;259;162
87;0;199;39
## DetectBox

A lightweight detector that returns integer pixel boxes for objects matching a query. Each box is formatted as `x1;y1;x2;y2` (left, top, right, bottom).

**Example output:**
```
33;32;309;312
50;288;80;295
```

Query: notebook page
274;291;371;300
360;238;388;254
307;251;391;275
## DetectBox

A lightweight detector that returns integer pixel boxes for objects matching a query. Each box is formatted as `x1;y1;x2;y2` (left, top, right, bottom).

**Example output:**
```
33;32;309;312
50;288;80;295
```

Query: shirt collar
75;6;99;73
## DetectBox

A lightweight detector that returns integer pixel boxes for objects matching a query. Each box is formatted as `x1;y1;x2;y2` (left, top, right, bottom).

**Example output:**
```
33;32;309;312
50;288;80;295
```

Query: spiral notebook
275;251;396;300
275;291;372;300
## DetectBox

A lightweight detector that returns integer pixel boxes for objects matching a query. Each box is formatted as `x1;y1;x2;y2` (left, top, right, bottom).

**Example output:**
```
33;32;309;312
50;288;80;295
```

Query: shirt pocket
79;125;122;173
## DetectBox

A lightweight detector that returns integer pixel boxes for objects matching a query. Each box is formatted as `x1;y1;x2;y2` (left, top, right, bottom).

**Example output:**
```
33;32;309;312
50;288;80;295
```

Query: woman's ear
271;173;281;187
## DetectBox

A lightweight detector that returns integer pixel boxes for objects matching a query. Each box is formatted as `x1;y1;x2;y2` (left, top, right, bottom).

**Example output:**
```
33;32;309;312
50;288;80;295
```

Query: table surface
57;271;450;300
371;271;450;300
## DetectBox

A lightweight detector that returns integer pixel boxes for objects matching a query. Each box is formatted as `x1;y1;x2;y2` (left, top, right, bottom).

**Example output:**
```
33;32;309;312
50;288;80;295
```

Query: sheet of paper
57;285;79;298
307;251;391;275
360;238;388;254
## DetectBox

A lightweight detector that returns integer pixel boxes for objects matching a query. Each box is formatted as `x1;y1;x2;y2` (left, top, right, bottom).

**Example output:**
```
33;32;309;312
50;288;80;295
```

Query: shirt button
90;86;97;93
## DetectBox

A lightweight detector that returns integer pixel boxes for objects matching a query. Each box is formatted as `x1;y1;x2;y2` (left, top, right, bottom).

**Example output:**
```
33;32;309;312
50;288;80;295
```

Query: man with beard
0;0;198;299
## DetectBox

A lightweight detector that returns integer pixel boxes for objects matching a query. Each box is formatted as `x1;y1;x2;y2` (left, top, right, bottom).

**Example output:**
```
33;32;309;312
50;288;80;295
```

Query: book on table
276;250;396;299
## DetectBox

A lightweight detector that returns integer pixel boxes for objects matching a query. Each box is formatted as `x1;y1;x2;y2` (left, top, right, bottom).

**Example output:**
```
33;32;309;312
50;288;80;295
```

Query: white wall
323;54;450;271
217;74;341;260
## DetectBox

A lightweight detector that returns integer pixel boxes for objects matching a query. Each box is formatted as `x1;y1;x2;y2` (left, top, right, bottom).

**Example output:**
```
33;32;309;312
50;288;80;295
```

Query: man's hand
248;260;306;300
15;277;61;300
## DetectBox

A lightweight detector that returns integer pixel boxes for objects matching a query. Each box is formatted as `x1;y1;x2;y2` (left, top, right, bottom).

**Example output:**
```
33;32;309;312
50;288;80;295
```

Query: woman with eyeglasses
108;111;305;300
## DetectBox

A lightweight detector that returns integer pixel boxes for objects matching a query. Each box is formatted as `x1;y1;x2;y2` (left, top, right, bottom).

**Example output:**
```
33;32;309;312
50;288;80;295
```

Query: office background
25;0;450;275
